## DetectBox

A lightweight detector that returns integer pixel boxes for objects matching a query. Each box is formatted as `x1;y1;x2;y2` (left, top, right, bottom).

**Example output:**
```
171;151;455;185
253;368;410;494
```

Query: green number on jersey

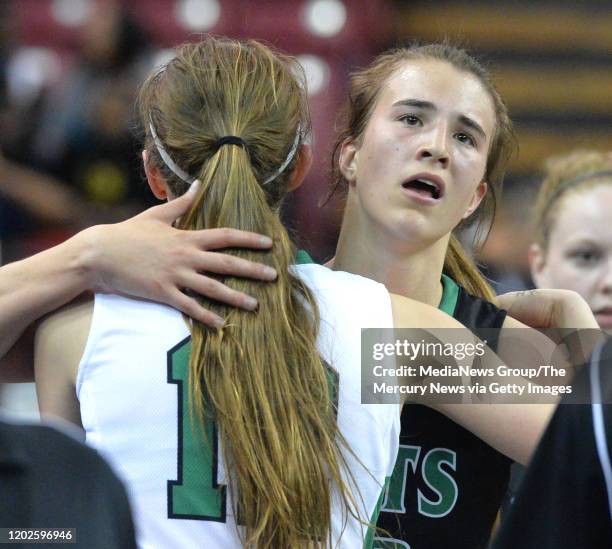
167;337;226;521
167;337;340;523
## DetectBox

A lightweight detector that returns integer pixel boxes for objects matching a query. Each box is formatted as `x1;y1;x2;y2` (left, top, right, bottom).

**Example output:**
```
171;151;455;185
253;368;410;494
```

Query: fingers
196;228;273;250
181;272;259;311
197;252;277;281
167;289;225;328
142;181;201;224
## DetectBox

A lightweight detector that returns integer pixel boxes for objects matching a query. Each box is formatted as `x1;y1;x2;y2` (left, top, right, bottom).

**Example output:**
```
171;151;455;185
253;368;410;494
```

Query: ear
462;181;488;219
142;150;169;200
528;242;549;288
287;144;313;192
338;138;359;186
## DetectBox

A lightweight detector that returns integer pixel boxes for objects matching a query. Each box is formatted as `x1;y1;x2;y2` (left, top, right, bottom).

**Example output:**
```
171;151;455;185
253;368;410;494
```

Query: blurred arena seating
392;0;612;176
4;0;612;260
4;0;391;262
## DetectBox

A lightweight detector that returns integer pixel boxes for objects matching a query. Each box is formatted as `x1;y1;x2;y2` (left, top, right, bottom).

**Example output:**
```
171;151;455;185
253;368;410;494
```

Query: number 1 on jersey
167;337;226;521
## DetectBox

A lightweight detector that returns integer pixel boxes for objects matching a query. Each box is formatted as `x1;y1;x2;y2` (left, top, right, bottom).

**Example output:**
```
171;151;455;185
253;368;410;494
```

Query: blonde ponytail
444;235;496;301
139;37;361;547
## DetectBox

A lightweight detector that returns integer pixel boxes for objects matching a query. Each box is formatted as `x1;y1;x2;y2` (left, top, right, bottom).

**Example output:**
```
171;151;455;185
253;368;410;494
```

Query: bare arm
34;302;93;427
497;289;603;367
496;289;599;331
389;294;554;465
0;235;92;379
0;186;277;379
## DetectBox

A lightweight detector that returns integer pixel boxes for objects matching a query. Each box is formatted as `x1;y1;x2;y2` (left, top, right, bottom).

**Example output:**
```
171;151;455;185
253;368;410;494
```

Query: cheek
543;256;597;298
356;148;395;186
452;158;487;202
357;125;400;172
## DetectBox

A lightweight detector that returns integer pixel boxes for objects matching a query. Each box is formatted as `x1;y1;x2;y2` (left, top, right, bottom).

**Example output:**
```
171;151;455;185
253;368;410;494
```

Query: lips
401;173;445;204
594;307;612;328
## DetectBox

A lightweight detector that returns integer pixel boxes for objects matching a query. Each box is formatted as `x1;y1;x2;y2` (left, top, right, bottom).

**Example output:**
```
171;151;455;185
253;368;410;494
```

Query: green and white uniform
77;263;399;548
375;276;511;549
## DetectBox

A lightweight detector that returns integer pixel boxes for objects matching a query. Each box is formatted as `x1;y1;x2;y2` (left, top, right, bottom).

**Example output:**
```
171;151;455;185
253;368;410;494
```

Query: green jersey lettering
167;337;226;521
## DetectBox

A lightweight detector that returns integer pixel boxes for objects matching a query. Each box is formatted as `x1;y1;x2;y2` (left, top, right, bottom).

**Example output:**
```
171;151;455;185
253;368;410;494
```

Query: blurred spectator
529;150;612;332
4;1;155;244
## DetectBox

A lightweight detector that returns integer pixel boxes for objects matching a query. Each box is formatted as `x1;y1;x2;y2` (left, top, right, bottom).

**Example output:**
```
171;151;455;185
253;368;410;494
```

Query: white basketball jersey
77;264;399;548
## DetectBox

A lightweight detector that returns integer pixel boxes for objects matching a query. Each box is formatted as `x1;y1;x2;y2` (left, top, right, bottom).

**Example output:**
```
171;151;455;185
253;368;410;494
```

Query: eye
398;114;422;127
570;249;602;267
454;132;476;147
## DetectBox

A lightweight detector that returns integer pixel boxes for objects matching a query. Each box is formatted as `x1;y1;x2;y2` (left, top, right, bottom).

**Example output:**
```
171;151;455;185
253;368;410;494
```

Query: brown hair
331;42;517;300
139;37;359;547
533;149;612;252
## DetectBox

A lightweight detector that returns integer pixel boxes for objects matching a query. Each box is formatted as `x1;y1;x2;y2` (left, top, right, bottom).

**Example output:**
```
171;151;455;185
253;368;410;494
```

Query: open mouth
402;178;442;200
594;308;612;328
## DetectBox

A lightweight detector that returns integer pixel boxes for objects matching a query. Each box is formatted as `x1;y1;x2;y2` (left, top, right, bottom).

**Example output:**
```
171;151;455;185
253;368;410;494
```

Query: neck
333;201;450;308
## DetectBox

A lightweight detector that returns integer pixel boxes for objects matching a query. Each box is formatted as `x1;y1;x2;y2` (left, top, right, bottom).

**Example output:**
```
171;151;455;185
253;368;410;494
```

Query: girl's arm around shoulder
388;293;554;466
34;300;94;429
389;293;461;329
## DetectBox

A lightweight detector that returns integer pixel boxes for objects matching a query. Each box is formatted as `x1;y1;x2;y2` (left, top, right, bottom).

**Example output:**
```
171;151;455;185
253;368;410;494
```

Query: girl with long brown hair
327;43;560;548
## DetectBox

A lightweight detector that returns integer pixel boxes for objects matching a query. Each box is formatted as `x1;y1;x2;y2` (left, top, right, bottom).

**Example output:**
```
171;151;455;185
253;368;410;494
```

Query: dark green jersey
293;253;511;548
375;276;511;549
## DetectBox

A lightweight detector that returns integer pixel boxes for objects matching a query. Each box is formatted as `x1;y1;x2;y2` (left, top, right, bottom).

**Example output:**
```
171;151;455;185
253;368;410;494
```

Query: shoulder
35;300;94;385
292;263;386;291
453;282;507;329
36;300;94;358
390;293;462;329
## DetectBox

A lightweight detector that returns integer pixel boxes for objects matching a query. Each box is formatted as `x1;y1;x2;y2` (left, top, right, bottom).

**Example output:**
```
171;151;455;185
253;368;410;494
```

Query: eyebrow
392;99;488;141
458;114;487;141
393;99;435;110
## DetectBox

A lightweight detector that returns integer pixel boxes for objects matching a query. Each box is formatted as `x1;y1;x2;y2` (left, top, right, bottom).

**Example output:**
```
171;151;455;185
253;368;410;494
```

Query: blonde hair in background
533;150;612;252
138;37;363;547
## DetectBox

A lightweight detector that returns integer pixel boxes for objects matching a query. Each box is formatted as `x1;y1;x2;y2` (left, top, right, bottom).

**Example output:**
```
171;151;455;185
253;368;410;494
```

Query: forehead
554;184;612;236
377;59;495;130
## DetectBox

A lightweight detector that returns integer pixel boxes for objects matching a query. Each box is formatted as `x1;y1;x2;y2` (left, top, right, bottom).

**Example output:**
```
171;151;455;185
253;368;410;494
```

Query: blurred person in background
498;149;612;522
9;0;154;233
0;2;83;249
529;150;612;333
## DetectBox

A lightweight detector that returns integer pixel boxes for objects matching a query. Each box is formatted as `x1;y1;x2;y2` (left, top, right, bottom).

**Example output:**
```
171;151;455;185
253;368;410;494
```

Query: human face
531;184;612;329
341;59;495;246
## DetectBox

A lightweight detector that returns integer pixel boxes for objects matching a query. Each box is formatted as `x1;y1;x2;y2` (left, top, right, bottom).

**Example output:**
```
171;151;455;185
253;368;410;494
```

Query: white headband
149;117;302;187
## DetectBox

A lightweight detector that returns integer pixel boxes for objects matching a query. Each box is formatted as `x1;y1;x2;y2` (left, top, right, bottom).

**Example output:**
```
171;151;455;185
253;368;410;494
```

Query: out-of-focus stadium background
1;0;611;415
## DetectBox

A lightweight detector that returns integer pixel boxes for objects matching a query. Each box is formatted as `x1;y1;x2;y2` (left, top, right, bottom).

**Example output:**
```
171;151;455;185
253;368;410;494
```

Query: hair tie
212;135;248;153
149;113;302;187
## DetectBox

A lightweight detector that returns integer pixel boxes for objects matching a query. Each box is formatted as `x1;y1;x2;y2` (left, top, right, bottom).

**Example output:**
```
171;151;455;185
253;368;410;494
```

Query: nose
601;257;612;294
416;124;450;168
